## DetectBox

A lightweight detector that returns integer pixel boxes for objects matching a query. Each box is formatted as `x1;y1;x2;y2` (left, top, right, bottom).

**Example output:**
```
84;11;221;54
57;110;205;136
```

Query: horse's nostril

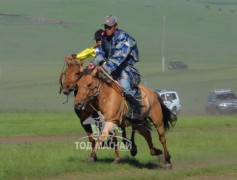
63;89;70;95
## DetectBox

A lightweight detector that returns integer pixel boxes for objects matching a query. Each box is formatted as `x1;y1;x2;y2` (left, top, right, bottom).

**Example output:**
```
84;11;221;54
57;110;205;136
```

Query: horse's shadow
94;155;164;170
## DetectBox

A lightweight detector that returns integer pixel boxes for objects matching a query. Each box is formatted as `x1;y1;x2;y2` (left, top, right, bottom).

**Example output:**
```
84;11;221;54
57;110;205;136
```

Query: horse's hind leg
150;109;172;168
156;124;172;168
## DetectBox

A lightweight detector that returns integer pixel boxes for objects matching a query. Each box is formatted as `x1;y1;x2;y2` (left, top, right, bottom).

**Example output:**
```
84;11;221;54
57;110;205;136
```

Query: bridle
59;63;83;104
64;72;79;91
59;70;78;104
76;77;102;110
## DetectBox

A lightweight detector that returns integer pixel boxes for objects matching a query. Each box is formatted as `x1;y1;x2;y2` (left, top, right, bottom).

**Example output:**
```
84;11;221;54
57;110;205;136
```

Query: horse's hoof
112;158;120;164
154;148;163;156
165;163;172;170
130;144;137;157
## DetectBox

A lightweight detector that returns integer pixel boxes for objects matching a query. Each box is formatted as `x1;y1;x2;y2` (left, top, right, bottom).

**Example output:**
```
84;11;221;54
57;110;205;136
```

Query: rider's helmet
94;29;104;41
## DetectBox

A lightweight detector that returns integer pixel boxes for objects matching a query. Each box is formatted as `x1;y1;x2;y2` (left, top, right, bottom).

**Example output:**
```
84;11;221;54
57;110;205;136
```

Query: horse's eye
87;82;93;88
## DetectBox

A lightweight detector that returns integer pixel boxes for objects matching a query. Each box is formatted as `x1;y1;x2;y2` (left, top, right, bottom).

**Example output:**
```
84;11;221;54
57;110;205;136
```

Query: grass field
0;112;237;180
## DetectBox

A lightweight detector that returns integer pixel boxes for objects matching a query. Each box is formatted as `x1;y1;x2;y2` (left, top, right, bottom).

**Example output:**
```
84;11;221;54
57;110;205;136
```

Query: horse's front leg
109;132;120;164
80;124;98;162
78;119;97;161
92;121;120;163
135;124;163;156
86;131;98;161
75;109;98;161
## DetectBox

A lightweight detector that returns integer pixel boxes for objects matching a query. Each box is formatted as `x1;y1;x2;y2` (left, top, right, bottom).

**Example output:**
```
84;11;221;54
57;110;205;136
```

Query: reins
59;61;66;94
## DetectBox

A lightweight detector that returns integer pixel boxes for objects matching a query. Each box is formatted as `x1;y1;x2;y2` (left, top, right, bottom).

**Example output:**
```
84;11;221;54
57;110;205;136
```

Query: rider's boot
125;94;143;124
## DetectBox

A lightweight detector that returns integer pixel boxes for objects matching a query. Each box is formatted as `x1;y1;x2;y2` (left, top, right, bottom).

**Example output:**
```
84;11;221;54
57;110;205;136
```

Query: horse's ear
64;56;74;66
91;68;98;77
64;58;71;66
66;59;78;67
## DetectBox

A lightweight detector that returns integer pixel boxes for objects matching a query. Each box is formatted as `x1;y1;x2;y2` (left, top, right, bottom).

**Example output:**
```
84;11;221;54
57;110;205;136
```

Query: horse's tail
157;95;177;131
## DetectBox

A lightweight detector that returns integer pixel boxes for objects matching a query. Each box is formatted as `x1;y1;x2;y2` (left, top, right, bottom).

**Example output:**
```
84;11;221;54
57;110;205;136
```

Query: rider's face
104;24;117;36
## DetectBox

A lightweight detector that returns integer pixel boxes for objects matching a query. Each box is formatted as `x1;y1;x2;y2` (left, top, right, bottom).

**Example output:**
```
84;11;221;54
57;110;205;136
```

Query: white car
156;89;181;115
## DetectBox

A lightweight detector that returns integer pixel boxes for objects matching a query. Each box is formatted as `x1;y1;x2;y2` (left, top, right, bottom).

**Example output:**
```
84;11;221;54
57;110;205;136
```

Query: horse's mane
84;68;113;84
83;68;125;97
83;68;93;75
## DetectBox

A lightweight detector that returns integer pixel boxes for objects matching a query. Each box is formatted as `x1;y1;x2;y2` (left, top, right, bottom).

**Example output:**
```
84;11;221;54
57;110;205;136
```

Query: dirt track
1;127;236;144
0;134;82;144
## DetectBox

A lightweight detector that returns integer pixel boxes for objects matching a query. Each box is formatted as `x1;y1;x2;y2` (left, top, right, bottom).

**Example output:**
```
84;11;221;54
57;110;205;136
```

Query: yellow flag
76;46;95;60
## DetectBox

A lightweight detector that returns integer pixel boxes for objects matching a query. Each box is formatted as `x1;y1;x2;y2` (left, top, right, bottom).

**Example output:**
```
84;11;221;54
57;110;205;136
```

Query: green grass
0;113;237;179
0;112;82;137
0;0;237;114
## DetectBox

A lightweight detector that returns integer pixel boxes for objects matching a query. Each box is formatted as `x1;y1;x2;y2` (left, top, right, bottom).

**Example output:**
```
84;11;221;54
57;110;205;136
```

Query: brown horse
59;59;131;162
74;67;177;168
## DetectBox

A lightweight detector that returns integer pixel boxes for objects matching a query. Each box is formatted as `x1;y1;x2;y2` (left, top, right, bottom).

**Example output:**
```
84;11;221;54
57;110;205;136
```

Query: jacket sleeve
102;34;132;74
91;46;106;66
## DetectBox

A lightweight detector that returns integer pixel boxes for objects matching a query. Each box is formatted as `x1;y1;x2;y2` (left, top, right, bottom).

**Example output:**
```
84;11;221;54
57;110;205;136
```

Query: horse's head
74;68;100;110
59;59;83;95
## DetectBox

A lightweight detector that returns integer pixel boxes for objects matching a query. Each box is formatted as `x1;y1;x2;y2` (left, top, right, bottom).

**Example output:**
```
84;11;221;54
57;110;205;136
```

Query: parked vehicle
156;89;181;115
205;89;237;115
168;60;188;70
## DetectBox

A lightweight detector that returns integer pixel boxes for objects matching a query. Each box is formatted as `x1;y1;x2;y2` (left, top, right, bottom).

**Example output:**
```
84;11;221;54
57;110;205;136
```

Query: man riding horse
61;16;177;166
87;15;142;124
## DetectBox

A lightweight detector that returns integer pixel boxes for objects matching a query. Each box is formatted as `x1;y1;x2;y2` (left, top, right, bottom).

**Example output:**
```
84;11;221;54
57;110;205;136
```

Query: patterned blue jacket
92;29;141;86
